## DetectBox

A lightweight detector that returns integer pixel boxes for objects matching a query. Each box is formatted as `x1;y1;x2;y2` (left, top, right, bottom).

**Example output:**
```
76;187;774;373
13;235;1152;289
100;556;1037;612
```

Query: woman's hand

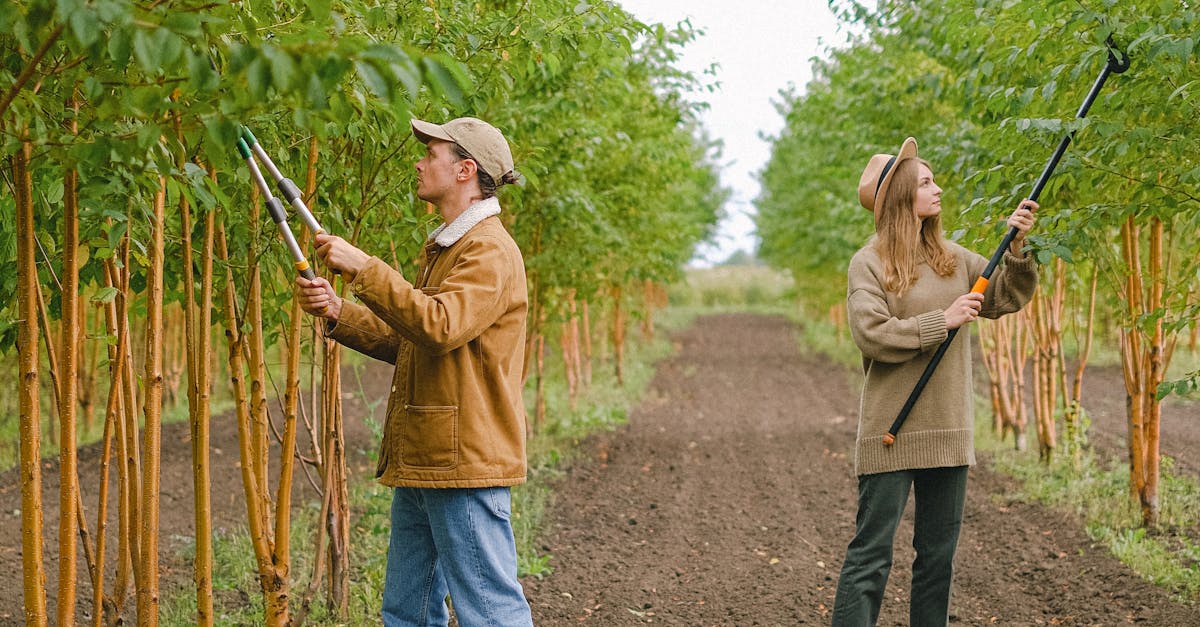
296;276;342;320
1007;199;1037;257
944;292;984;330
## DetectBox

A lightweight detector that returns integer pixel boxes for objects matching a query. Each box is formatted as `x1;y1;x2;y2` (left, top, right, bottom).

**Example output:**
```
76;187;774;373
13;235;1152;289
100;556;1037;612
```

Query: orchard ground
1;312;1197;624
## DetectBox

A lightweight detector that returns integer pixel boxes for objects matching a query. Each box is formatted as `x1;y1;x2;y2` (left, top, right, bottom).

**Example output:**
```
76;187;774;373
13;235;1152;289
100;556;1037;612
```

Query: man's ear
457;157;478;182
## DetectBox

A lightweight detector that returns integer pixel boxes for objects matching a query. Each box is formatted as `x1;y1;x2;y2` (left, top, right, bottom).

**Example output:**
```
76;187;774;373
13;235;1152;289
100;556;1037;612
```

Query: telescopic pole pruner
236;134;318;281
882;41;1130;447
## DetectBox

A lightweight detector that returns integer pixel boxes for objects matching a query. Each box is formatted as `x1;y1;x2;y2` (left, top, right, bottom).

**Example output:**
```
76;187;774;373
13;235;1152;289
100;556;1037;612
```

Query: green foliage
1;0;725;357
1158;369;1200;401
4;0;726;618
757;0;1200;339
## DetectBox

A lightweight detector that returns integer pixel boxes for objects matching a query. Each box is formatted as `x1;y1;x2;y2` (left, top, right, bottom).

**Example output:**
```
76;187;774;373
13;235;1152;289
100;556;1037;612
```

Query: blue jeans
831;466;969;627
382;486;533;627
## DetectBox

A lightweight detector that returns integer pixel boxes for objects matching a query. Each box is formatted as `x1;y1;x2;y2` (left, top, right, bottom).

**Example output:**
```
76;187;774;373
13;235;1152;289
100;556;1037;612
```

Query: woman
831;137;1037;626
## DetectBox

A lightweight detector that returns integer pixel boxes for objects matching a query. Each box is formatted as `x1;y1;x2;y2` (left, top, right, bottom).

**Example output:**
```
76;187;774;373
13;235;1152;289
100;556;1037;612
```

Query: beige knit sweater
846;240;1037;476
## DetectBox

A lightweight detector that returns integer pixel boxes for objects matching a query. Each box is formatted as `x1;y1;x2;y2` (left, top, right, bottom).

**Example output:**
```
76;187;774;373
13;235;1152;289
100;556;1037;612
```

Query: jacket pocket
400;404;459;469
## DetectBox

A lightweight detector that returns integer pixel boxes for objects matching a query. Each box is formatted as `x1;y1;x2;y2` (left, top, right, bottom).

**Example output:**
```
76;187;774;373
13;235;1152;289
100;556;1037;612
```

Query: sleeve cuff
1003;249;1037;272
916;310;948;349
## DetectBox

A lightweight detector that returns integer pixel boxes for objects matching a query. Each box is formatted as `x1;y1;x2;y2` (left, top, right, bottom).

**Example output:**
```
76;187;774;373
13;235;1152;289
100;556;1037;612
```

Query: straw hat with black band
857;137;919;214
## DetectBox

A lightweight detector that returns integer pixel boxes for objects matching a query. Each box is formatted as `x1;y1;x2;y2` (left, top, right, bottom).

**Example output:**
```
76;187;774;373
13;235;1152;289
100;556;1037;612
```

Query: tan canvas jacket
328;211;528;488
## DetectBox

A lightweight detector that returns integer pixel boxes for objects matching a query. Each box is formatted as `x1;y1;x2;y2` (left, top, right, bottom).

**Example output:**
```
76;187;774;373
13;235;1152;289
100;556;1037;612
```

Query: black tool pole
882;45;1129;447
237;137;318;281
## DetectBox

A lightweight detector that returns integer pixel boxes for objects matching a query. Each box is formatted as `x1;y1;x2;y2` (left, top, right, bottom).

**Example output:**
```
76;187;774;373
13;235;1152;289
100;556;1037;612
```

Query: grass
976;400;1200;602
68;264;1200;619
668;264;796;313
157;301;684;624
734;260;1200;604
161;480;394;625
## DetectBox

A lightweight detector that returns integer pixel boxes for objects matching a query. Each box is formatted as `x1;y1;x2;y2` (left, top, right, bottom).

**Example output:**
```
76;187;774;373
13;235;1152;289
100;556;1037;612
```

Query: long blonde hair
872;158;957;295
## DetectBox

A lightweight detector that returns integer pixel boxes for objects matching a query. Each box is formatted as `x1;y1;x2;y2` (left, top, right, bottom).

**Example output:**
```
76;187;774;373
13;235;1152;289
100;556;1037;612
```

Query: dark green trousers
831;466;968;627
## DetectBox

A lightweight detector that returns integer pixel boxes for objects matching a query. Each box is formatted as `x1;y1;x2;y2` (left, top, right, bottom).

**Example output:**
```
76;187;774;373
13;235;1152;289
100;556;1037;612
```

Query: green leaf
70;8;102;48
55;0;84;22
188;51;219;92
247;57;271;100
108;28;131;67
92;286;120;305
422;56;465;107
133;28;164;73
163;12;203;38
44;180;64;204
305;74;329;110
307;0;332;23
355;60;390;100
263;45;297;91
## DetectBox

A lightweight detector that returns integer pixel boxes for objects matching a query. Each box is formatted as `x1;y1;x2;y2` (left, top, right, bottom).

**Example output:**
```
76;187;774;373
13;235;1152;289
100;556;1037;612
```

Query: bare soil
0;361;387;625
523;313;1200;625
1;312;1197;625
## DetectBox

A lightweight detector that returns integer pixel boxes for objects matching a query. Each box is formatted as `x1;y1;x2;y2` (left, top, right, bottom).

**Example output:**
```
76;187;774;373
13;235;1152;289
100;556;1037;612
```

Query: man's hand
315;233;371;279
296;276;342;320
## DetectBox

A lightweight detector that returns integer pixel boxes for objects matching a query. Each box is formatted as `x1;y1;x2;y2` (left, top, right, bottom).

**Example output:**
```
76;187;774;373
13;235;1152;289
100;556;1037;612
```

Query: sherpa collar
429;196;501;247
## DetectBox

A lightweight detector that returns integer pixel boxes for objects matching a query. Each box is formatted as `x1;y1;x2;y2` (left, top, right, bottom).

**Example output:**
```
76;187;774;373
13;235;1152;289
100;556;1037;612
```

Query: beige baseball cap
411;117;516;184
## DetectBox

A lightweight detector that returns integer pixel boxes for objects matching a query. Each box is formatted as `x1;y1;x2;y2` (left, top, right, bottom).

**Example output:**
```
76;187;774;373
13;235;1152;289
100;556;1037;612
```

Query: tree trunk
58;106;81;624
1026;263;1063;465
110;230;142;617
641;279;655;341
581;299;593;386
534;309;547;432
321;341;350;617
92;283;129;626
611;284;626;385
1117;214;1165;527
178;149;215;624
1063;267;1098;469
216;218;288;625
136;175;168;626
1141;217;1165;527
79;304;99;434
15;137;49;627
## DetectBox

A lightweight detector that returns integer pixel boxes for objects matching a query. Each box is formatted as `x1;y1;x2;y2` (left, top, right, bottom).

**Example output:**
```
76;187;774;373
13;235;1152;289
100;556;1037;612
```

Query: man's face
415;139;462;203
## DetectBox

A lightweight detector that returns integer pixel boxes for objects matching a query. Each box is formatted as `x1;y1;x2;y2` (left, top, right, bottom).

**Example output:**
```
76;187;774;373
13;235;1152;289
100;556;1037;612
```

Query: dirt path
523;313;1200;625
0;360;387;625
2;313;1196;624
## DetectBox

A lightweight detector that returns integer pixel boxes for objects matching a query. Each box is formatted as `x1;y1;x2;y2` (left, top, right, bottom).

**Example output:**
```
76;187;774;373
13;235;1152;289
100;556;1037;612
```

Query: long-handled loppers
235;125;324;280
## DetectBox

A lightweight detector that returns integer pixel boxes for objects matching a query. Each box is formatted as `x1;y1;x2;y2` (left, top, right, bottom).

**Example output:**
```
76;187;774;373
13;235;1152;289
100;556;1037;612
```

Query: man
296;116;533;626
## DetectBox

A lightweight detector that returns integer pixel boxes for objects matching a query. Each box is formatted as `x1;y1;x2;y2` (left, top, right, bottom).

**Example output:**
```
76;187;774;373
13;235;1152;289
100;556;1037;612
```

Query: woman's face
912;163;942;218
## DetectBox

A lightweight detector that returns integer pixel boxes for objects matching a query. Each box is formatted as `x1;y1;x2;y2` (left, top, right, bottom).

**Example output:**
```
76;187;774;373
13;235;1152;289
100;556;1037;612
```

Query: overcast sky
616;1;849;265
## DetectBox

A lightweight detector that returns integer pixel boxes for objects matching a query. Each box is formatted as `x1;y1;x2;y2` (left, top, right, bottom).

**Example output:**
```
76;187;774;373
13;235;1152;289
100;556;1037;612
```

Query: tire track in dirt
523;313;1200;626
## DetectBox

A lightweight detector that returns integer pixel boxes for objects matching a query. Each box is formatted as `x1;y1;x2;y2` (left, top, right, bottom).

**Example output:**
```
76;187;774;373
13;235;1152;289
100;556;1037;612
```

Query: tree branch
0;22;67;121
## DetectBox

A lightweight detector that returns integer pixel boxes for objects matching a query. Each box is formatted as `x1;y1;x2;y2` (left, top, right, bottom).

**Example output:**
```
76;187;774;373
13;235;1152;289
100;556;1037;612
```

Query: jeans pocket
399;405;459;469
486;487;512;521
